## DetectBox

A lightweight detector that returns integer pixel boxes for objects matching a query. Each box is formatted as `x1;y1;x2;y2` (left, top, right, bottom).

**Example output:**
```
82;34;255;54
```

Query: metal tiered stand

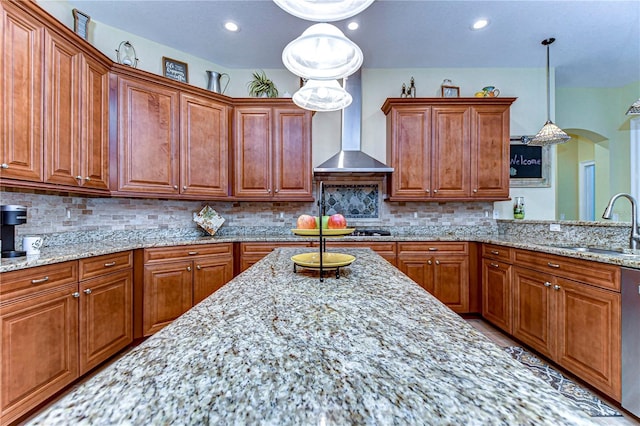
291;181;355;281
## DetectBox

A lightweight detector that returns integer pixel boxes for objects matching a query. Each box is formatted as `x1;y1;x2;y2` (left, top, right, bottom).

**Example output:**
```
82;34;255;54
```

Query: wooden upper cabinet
116;75;180;195
0;2;44;182
233;100;313;201
382;98;515;201
180;93;229;197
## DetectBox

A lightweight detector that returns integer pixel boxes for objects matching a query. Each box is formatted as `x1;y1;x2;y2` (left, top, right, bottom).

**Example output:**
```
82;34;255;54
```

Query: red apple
296;214;317;229
327;213;347;229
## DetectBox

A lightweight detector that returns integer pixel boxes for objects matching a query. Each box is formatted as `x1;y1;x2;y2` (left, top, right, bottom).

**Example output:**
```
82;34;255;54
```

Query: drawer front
144;243;233;263
322;241;396;253
514;249;620;291
398;241;468;254
1;262;78;299
240;242;310;256
79;251;133;280
482;244;513;263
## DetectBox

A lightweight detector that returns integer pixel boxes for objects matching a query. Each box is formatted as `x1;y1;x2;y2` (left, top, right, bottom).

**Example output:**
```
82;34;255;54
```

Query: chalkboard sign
509;143;551;187
162;57;188;83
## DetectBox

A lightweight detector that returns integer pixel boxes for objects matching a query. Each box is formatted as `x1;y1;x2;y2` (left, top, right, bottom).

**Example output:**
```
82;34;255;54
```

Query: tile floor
466;318;640;425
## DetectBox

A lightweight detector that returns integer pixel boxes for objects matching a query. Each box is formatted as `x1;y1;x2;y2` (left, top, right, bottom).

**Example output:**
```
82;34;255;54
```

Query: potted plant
247;70;279;98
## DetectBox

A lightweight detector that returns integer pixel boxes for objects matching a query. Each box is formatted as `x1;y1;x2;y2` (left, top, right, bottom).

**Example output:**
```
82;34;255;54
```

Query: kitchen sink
550;245;640;258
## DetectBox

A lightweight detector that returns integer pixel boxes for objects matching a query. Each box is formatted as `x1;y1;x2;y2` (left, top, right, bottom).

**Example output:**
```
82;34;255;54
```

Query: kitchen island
28;248;594;425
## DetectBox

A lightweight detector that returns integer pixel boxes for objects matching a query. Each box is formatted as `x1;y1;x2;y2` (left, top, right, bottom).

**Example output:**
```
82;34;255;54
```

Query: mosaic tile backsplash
322;184;379;218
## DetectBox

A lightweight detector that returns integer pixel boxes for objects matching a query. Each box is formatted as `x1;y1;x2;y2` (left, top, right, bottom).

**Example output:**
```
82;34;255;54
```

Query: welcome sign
510;145;543;178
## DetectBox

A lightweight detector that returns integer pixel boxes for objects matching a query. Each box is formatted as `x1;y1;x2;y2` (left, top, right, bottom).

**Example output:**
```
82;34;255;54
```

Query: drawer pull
72;292;80;298
104;261;116;267
554;284;561;290
490;262;500;268
547;262;560;268
31;276;49;284
544;281;552;287
76;175;82;180
428;247;438;251
188;251;199;256
435;260;440;265
490;250;500;255
84;289;92;295
196;265;201;270
84;176;91;181
187;266;192;272
427;260;432;265
1;163;8;168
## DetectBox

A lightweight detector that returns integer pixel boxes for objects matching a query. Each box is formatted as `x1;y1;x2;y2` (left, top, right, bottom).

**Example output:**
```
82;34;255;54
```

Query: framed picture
509;140;551;187
162;57;189;83
441;85;460;98
72;9;90;40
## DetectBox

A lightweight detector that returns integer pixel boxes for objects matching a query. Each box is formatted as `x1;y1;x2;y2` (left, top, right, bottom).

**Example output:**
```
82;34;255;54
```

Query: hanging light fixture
626;98;640;115
528;38;570;146
273;0;374;22
293;79;352;111
282;23;363;81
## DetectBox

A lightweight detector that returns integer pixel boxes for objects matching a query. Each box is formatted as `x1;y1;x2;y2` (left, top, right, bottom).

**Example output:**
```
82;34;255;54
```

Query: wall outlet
413;212;418;218
492;210;500;219
549;223;562;232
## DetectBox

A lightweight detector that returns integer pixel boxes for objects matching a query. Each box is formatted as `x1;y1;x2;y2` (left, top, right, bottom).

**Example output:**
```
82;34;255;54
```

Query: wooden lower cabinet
512;260;622;400
142;244;233;336
397;242;469;312
239;242;311;272
482;258;512;334
0;252;133;425
320;241;397;266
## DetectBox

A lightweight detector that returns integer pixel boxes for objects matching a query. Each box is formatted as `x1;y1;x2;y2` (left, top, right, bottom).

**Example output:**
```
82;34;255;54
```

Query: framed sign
441;85;460;98
72;9;90;40
509;141;551;187
162;57;188;83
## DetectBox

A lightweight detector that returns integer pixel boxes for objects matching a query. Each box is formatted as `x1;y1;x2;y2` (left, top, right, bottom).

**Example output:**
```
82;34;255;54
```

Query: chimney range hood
313;70;394;173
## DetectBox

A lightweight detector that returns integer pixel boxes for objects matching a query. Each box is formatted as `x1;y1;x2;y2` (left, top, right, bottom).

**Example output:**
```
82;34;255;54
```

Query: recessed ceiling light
224;21;239;32
471;18;489;30
347;21;359;31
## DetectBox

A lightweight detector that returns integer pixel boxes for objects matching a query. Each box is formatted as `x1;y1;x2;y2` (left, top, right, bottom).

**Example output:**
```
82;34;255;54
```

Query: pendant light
528;38;570;146
626;98;640;115
293;79;352;111
273;0;375;22
282;23;363;81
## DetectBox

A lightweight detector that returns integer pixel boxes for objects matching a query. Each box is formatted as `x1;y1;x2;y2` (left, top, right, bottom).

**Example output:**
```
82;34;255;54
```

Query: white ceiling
67;0;640;88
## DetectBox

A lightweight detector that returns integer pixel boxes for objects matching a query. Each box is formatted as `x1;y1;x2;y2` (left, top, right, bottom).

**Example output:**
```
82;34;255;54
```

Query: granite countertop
27;248;595;425
1;232;639;273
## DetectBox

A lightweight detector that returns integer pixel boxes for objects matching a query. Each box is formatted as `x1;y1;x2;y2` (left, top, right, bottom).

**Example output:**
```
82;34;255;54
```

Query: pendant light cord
542;38;555;123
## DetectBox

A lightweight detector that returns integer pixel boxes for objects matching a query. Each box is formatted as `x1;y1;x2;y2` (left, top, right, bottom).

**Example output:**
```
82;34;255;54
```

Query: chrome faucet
602;193;640;250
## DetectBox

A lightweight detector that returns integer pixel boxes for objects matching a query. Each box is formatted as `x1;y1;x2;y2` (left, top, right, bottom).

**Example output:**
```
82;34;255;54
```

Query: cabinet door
233;107;271;198
431;106;470;198
79;54;109;190
512;266;555;359
0;4;44;181
386;107;431;198
397;256;433;293
117;76;179;194
482;258;512;333
433;255;469;312
180;93;229;197
470;105;510;198
193;255;233;305
272;108;312;199
556;277;621;400
79;269;132;375
143;260;192;336
43;29;81;186
0;283;79;425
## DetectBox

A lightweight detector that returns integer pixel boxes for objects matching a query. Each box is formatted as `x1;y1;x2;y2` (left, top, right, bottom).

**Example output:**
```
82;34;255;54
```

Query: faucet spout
602;193;640;250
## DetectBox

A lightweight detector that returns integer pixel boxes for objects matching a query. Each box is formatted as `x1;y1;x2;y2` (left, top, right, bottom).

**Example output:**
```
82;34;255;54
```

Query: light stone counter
28;248;594;425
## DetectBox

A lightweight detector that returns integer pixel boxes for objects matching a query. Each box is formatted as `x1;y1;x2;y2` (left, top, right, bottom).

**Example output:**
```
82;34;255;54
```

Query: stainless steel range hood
313;70;394;173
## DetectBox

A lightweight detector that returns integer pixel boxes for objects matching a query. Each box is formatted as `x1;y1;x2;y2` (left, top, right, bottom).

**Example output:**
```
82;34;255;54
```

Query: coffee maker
1;205;27;258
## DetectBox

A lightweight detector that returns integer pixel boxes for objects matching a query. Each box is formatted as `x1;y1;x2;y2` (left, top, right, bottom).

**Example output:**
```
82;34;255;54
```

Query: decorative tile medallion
322;184;380;219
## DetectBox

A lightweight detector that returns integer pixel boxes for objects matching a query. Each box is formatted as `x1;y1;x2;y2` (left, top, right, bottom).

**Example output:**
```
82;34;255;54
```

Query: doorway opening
579;161;596;221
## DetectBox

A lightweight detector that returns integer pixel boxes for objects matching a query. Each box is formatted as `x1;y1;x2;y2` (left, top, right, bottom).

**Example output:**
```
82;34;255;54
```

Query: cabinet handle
473;189;478;193
173;185;178;190
553;284;561;290
490;262;500;268
427;260;432;265
433;189;438;193
544;281;552;287
425;189;430;193
275;189;279;193
76;175;82;180
84;289;92;295
84;176;91;181
72;292;80;298
188;251;198;256
31;276;49;284
183;186;187;190
104;261;116;267
547;262;560;268
428;247;438;251
1;163;8;169
187;266;192;272
196;265;201;270
267;188;271;193
490;250;500;255
435;260;440;265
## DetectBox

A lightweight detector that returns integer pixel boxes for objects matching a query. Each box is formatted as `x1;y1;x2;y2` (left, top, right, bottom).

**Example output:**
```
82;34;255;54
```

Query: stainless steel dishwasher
622;267;640;417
